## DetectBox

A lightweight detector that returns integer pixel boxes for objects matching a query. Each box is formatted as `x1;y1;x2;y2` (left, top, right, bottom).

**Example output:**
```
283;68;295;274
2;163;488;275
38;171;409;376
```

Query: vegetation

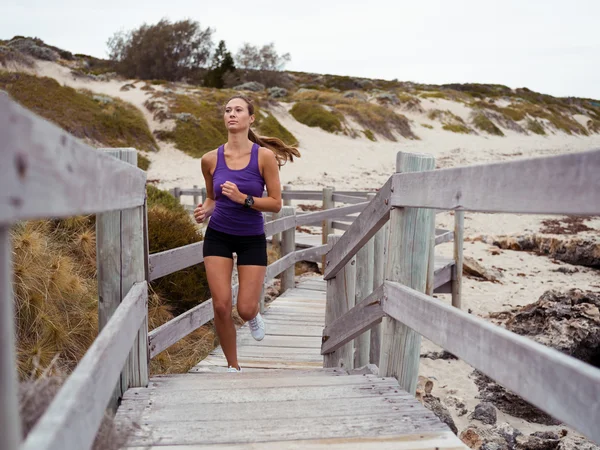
290;101;343;133
442;123;472;134
203;40;235;89
362;129;376;141
0;72;157;151
526;118;546;135
138;153;151;171
471;112;504;136
254;112;299;146
428;109;474;134
107;19;214;81
421;123;434;129
235;42;291;71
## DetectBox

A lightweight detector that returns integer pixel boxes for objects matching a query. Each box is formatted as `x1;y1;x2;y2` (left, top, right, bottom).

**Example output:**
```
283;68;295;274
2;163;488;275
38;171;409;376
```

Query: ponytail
248;128;301;168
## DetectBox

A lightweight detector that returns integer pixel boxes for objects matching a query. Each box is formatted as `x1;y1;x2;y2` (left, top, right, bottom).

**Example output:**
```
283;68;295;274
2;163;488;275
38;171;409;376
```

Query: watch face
245;195;254;207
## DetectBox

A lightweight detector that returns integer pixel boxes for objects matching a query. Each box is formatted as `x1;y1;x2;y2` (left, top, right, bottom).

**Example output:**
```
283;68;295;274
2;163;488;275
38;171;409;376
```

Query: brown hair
225;94;300;167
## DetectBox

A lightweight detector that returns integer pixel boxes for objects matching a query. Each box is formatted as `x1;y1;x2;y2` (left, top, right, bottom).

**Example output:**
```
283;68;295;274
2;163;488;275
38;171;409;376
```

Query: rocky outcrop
463;256;504;283
233;81;265;92
416;376;458;434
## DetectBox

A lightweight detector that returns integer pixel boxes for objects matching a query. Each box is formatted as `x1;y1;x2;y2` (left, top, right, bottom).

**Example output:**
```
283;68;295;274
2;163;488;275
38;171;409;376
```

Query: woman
194;95;300;373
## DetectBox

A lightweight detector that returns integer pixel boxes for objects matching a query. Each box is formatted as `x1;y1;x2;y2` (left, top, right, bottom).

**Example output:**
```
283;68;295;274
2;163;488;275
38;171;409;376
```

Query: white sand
24;61;600;443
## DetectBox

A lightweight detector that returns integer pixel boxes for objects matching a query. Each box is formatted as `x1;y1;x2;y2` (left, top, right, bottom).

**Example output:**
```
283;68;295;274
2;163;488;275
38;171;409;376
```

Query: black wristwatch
243;194;254;208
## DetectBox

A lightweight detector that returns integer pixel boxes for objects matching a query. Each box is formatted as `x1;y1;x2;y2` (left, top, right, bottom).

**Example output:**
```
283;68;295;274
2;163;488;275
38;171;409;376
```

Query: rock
92;95;114;105
374;92;399;104
558;435;600;450
531;432;559;440
343;90;367;101
120;83;136;91
267;86;288;98
175;112;195;122
493;422;523;449
481;443;505;450
471;402;497;425
445;395;468;416
296;87;316;94
233;81;265;92
421;350;458;360
552;266;579;274
460;426;484;449
463;256;503;283
515;433;559;450
415;377;457;434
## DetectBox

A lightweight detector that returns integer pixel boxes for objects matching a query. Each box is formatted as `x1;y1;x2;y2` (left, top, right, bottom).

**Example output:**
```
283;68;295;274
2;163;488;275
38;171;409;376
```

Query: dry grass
290;101;343;133
429;109;474;134
471;112;504;136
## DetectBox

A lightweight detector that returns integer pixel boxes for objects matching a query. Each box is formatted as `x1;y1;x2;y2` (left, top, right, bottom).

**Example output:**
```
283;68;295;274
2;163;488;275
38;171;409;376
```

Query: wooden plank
121;431;466;449
379;151;435;395
390;148;600;215
321;284;385;355
122;412;445;446
452;211;464;308
354;198;375;367
0;97;146;224
434;260;453;291
148;284;239;359
263;214;296;238
259;324;324;336
435;228;454;245
295;243;329;262
382;280;600;444
324;178;392;280
187;367;349;376
370;222;387;366
279;206;296;292
332;220;351;231
332;193;368;204
265;251;295;282
236;335;321;348
148;242;203;281
0;227;21;450
281;191;323;201
296;202;369;226
197;356;323;370
322;187;335;270
22;282;147;450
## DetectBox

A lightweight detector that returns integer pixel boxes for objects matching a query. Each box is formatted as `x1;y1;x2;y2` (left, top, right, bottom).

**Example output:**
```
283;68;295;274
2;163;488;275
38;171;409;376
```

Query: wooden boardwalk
115;278;467;449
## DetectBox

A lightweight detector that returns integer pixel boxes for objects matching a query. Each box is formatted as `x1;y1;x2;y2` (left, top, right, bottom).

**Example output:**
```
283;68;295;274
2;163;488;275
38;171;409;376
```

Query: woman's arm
194;151;217;223
219;148;282;213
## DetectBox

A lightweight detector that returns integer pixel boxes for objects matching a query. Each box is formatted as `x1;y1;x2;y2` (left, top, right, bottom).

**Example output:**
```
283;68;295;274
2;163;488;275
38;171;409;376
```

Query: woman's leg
237;265;267;321
204;256;238;369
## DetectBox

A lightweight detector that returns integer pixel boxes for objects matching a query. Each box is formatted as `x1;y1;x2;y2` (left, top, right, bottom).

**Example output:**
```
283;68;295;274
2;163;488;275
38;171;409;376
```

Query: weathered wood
295;202;368;227
149;284;239;358
22;282;147;450
332;220;351;231
435;228;454;245
321;284;385;355
324;178;392;280
294;243;329;262
265;252;296;282
119;149;149;390
0;227;21;450
148;242;203;281
263;215;296;238
425;205;436;296
370;221;388;366
324;235;355;370
279;206;296;293
0;97;146;224
452;211;464;309
354;193;375;368
382;280;600;444
281;191;323;201
379;152;435;395
390;148;600;215
332;193;367;204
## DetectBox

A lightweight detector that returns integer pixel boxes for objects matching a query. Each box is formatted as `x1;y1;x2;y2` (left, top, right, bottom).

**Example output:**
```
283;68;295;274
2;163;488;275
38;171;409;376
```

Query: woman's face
224;98;254;132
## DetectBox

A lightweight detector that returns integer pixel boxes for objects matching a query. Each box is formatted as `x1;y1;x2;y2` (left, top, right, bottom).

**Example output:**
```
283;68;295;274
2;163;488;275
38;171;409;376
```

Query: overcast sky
4;0;600;99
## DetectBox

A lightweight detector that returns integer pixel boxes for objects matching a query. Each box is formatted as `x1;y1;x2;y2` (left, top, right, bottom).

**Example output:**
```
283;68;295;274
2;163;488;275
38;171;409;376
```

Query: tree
234;42;291;71
107;19;214;81
204;40;235;88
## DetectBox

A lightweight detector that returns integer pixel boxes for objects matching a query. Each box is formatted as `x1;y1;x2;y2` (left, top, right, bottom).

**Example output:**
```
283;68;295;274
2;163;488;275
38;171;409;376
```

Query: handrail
0;96;146;224
390;148;600;215
22;282;148;450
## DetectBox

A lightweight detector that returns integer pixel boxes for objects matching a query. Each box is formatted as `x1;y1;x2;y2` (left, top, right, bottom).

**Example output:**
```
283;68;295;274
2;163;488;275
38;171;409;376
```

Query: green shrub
429;109;474;134
255;112;298;145
138;153;151;171
421;123;433;129
588;119;600;133
526;118;546;135
420;91;447;99
443;123;472;134
146;185;209;315
336;102;417;140
362;129;376;141
499;107;527;122
290;101;343;133
0;72;157;152
472;112;504;136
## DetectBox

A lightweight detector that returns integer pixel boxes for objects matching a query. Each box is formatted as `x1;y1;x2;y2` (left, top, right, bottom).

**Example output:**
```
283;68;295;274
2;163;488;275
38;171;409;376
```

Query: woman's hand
193;204;208;223
221;181;245;204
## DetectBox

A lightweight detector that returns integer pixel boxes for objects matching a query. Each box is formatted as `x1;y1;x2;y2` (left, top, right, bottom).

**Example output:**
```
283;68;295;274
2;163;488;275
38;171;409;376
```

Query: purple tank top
208;143;265;236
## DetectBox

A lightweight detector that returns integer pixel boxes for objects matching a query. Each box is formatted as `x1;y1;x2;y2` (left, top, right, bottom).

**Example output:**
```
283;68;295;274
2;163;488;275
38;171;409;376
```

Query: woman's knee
213;300;232;322
237;301;257;322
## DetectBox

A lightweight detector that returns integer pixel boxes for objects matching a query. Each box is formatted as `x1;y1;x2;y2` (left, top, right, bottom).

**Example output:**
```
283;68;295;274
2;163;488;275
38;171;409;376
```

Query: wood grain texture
390;148;600;215
452;211;464;309
324;236;355;370
332;193;367;204
324;177;392;280
383;280;600;444
148;242;204;281
0;97;146;224
370;222;388;366
22;282;147;450
296;202;368;227
0;227;21;450
294;244;329;262
279;206;296;293
379;152;435;395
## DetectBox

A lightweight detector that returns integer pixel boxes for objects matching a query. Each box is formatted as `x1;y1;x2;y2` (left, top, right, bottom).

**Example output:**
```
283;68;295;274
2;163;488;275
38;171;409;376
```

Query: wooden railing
320;149;600;444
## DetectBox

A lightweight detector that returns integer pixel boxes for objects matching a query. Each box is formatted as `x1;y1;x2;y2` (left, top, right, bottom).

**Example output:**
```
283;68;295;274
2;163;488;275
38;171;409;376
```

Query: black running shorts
202;226;267;266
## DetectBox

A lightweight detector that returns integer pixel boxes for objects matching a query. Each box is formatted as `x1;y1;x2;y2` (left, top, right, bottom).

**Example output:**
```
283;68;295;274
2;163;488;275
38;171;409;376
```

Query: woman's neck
226;131;251;153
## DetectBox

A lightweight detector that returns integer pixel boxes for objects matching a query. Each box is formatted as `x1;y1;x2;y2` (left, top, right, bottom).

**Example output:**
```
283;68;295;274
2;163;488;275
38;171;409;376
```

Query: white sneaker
248;313;265;341
227;366;242;373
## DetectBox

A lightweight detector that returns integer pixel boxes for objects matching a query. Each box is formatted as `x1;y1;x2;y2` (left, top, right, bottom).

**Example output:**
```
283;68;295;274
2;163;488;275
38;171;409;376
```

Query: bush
290;101;343;133
8;38;59;61
0;45;35;68
107;18;214;81
442;123;472;134
471;112;504;136
526;118;546;135
336;102;417;140
362;129;376;141
138;153;151;171
255;112;298;145
235;42;291;71
588;119;600;133
0;72;157;152
429;109;474;134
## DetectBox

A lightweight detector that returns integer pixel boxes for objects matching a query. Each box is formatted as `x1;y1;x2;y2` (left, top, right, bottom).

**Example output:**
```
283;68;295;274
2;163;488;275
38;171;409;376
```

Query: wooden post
425;208;436;296
97;149;149;410
379;151;435;395
283;184;292;207
321;187;334;269
201;187;207;204
273;184;292;250
452;210;464;309
192;184;199;206
0;226;22;449
279;206;296;294
370;221;388;366
173;186;181;204
354;193;376;368
324;234;355;370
